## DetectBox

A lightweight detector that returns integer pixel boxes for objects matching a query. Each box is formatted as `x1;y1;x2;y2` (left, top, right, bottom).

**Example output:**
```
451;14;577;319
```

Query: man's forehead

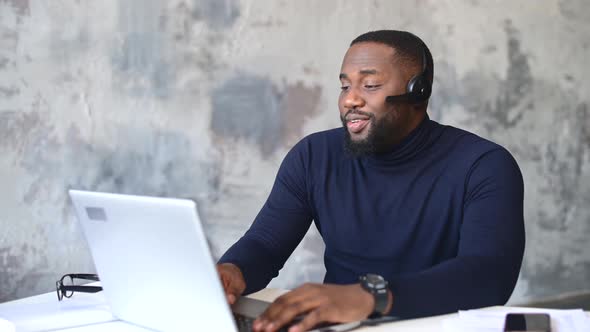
341;42;396;73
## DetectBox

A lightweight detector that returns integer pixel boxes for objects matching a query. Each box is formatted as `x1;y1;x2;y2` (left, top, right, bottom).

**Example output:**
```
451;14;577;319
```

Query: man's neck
387;110;427;148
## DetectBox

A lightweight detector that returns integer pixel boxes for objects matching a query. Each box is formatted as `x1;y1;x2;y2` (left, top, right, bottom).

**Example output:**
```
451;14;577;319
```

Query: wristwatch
359;273;389;317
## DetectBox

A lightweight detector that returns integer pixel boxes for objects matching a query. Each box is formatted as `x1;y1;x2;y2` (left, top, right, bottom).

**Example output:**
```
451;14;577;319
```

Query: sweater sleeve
388;148;525;318
218;141;314;294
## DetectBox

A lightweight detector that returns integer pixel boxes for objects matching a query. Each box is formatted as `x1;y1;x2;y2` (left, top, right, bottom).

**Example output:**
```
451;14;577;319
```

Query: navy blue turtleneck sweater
219;116;525;319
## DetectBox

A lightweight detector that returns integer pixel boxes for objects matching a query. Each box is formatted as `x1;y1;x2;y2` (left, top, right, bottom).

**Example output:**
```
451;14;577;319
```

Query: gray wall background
1;0;589;305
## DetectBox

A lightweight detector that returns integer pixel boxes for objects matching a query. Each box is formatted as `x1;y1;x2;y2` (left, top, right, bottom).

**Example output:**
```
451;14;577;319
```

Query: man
217;30;525;332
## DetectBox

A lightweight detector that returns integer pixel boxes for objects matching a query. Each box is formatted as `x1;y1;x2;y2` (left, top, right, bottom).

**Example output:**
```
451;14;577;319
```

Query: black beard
341;111;395;157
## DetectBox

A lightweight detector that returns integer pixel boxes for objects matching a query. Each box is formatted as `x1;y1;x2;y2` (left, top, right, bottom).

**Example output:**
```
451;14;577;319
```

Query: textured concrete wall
0;0;589;304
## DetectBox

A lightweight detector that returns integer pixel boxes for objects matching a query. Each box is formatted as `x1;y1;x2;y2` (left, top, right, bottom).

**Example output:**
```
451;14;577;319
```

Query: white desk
1;288;588;332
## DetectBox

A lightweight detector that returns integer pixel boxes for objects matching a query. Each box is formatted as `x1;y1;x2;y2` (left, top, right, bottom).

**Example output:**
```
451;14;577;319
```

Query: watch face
365;274;386;288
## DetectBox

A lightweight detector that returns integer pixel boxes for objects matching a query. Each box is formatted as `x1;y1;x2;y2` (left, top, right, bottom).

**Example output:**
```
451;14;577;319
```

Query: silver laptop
68;190;270;332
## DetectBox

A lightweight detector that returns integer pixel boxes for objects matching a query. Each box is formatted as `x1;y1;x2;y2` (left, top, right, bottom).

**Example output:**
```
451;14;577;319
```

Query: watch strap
360;274;389;316
373;287;389;315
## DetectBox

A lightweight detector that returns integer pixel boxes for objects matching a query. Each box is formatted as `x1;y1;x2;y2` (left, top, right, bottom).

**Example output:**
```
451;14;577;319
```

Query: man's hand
253;283;376;332
216;263;246;305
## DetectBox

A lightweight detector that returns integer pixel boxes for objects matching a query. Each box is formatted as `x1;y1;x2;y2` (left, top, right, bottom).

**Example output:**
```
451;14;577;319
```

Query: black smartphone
504;313;551;332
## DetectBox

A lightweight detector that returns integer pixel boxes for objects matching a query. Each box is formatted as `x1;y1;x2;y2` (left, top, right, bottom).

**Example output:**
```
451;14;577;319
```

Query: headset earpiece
386;42;432;104
406;46;431;102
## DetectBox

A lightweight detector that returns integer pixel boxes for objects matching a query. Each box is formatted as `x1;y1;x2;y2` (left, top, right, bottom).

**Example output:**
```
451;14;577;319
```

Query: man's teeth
351;119;360;123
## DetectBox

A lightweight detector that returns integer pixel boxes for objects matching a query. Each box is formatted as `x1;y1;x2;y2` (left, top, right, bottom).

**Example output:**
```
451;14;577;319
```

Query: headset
385;43;432;104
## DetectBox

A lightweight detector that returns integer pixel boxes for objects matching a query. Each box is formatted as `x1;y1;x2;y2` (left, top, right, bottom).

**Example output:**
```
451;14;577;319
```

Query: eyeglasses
56;273;103;301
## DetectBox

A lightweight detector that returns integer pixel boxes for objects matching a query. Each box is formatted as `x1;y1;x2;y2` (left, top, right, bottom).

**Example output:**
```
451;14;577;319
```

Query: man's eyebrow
359;69;378;75
339;69;379;80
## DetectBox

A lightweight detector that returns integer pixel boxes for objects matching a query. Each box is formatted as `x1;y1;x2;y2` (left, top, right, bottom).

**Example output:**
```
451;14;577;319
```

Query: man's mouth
346;117;370;134
347;119;369;133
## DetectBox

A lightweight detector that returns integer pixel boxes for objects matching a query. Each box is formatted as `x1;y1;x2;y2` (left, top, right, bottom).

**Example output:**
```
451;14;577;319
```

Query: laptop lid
68;190;237;332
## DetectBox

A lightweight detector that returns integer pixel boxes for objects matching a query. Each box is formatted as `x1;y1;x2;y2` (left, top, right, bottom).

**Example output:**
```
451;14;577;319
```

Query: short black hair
350;30;433;83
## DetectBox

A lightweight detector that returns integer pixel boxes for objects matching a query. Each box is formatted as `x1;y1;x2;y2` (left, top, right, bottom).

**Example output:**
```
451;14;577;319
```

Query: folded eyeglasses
56;273;103;301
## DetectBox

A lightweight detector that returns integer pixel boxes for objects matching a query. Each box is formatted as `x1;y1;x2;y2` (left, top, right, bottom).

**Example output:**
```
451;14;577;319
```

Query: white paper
0;318;15;332
442;307;590;332
0;296;115;332
57;321;151;332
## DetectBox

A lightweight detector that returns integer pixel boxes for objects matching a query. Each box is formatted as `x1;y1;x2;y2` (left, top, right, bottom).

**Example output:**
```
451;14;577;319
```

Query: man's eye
340;86;350;91
365;84;381;89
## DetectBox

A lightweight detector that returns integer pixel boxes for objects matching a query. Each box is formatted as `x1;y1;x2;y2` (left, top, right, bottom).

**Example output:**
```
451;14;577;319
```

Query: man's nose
343;88;365;109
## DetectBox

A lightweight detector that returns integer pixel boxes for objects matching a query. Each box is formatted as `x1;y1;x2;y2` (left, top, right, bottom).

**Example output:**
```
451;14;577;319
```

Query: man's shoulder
281;127;344;167
279;128;344;177
291;127;344;153
303;127;344;143
438;123;507;155
436;123;519;172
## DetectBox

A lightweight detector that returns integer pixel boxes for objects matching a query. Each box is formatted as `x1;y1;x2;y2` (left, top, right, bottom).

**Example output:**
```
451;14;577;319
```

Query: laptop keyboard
233;313;291;332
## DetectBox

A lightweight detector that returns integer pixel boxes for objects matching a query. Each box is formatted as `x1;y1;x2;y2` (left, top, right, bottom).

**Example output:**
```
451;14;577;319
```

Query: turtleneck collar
363;113;438;166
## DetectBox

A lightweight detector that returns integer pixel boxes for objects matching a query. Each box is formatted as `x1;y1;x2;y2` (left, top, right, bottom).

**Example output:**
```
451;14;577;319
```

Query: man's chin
344;134;375;157
347;126;370;140
348;132;369;142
